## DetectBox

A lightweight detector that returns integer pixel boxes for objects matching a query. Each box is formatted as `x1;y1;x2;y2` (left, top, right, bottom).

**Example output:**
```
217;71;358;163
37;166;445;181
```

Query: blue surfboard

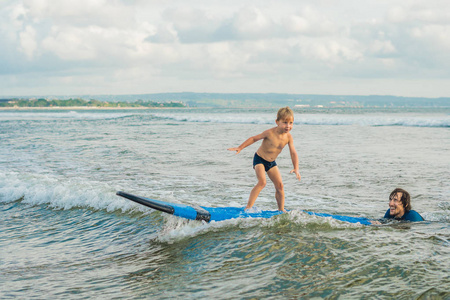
116;191;372;225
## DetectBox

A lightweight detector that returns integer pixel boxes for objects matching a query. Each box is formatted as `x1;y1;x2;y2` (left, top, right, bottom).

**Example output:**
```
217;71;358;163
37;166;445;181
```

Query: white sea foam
0;172;138;213
0;110;134;121
1;109;448;127
150;112;450;127
285;210;366;228
153;208;370;244
154;214;263;243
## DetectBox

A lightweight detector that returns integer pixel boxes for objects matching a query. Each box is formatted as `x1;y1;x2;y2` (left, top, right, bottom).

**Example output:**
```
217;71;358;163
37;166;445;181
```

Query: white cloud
19;25;37;59
411;24;450;49
370;40;397;56
387;7;408;23
389;3;450;24
1;0;450;97
22;0;135;28
8;1;26;28
205;42;251;75
230;7;273;39
292;37;362;66
284;6;337;36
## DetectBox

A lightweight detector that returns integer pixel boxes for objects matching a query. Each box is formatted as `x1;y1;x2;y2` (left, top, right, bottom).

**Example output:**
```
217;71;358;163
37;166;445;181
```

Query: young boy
228;107;301;212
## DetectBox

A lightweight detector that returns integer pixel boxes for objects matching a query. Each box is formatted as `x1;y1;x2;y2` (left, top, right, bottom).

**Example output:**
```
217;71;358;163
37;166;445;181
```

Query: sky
1;0;450;97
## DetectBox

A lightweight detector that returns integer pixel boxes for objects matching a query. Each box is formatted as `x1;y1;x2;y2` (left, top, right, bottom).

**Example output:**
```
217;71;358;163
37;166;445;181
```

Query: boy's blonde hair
276;106;294;121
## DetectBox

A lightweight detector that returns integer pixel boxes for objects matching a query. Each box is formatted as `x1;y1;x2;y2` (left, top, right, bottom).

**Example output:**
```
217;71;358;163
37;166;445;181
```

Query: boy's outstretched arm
227;132;265;154
288;136;301;181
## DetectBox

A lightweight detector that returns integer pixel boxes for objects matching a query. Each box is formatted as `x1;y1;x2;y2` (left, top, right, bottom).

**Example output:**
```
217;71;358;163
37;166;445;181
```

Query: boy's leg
246;164;266;210
267;166;285;211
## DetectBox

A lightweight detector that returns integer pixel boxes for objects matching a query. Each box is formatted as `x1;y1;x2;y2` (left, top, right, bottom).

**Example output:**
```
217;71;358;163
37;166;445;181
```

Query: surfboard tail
116;191;211;222
116;191;175;214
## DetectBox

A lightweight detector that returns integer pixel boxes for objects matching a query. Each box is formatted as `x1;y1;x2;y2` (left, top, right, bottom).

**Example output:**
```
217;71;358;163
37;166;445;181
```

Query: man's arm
369;209;391;224
288;135;301;180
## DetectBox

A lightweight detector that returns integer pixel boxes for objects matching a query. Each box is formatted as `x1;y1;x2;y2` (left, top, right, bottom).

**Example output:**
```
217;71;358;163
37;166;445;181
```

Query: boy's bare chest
263;134;288;150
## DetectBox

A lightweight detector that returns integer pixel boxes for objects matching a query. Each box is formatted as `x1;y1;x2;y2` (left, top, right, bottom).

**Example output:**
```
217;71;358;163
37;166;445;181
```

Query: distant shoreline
0;106;186;110
3;93;449;108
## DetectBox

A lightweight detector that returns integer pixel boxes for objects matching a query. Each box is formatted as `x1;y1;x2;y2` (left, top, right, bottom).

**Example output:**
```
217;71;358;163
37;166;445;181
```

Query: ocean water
1;107;449;299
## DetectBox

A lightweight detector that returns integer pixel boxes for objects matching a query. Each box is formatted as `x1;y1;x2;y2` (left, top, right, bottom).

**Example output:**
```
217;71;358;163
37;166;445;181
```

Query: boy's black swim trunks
253;153;277;172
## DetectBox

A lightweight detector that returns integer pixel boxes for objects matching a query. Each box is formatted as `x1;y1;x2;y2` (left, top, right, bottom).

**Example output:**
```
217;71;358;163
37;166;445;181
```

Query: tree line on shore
0;98;185;108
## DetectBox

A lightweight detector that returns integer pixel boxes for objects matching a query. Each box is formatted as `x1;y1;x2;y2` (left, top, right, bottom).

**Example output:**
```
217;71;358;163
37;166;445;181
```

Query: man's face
389;192;405;218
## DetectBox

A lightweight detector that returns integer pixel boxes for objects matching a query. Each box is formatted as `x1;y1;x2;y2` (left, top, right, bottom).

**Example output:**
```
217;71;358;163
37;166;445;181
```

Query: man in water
383;188;424;222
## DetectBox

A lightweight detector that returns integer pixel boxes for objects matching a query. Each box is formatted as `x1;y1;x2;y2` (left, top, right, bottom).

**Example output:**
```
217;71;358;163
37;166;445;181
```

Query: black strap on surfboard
116;191;175;214
191;205;211;222
116;191;212;222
